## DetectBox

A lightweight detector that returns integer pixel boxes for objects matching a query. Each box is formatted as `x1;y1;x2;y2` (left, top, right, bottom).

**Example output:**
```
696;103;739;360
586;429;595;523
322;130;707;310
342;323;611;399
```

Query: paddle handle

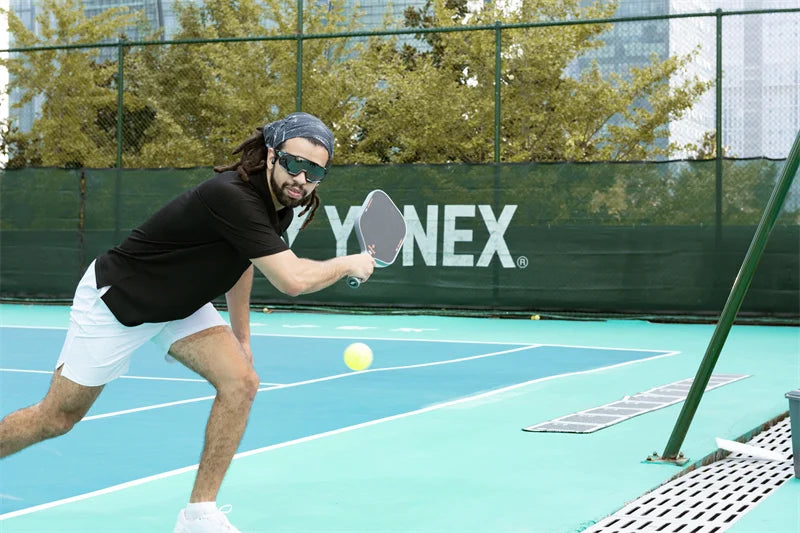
347;249;373;289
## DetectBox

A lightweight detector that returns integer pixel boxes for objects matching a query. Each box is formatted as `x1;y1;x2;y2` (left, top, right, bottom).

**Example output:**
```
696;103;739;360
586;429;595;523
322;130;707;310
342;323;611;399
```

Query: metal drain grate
584;418;795;532
523;374;749;433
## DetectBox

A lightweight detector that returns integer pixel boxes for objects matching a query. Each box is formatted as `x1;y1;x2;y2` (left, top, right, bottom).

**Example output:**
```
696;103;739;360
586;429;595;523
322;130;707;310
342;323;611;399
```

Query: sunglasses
274;150;328;184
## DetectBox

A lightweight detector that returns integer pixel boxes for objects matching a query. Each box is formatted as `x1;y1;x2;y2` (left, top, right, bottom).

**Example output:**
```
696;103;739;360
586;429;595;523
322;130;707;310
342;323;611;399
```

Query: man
0;112;375;533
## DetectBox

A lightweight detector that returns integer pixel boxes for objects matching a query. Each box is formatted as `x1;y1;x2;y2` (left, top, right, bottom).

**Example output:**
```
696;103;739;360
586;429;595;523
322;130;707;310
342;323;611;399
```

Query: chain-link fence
1;2;799;316
3;3;799;166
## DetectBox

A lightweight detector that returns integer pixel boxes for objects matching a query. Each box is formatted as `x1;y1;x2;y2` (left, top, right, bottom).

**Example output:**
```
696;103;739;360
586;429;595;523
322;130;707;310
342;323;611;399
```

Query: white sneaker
173;504;242;533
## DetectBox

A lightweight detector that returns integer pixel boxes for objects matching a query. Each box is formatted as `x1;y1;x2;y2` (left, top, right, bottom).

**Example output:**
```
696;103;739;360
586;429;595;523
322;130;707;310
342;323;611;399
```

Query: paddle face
348;190;406;288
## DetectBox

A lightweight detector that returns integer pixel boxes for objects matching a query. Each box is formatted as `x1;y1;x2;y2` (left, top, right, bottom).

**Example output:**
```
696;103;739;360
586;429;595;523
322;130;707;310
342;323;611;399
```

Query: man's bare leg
0;367;104;457
168;325;260;502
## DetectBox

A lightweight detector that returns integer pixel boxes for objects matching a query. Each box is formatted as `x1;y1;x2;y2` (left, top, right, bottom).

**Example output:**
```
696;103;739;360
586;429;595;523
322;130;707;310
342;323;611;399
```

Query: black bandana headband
262;112;334;164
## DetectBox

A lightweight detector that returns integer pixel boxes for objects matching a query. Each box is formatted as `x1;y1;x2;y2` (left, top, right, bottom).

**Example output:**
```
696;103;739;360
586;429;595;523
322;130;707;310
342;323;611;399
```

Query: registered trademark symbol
516;256;529;268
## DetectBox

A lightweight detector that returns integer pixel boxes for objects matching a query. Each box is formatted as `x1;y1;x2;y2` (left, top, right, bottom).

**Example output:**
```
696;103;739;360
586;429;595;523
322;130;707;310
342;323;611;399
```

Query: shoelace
199;505;237;531
217;504;232;515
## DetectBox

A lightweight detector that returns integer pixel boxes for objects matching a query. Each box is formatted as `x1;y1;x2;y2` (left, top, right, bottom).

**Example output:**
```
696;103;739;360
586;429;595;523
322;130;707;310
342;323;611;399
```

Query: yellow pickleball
343;342;373;371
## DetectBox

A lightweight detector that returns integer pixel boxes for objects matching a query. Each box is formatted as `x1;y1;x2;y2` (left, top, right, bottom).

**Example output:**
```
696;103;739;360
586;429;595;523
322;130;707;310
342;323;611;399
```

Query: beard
268;166;307;208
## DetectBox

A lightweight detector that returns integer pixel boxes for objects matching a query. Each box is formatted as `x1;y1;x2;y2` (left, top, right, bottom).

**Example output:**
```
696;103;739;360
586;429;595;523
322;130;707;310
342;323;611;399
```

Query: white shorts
56;260;228;386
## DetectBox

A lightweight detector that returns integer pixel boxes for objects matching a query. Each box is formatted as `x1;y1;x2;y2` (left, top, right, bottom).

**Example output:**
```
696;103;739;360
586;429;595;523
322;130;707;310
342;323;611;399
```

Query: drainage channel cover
523;374;749;433
583;418;794;532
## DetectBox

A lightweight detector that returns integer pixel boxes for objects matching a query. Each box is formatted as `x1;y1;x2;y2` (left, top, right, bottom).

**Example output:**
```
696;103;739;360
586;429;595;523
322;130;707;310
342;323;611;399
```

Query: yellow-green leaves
3;0;712;168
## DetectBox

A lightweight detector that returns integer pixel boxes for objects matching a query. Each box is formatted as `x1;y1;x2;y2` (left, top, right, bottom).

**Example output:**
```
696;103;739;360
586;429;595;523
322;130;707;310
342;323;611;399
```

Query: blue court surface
0;303;797;532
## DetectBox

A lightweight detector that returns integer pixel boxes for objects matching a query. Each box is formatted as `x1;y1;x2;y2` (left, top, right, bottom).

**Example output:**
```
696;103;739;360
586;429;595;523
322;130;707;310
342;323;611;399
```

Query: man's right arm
251;250;375;297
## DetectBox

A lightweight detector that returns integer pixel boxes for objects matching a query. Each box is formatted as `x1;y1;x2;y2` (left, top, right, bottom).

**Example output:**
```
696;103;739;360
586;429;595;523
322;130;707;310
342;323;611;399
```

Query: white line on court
81;395;218;421
0;349;679;521
0;325;67;330
0;368;282;387
247;331;673;352
7;346;540;422
260;345;541;392
0;324;679;352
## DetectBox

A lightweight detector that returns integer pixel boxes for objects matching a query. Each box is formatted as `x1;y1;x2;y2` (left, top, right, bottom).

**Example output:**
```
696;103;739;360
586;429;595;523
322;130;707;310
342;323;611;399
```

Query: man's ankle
185;501;218;519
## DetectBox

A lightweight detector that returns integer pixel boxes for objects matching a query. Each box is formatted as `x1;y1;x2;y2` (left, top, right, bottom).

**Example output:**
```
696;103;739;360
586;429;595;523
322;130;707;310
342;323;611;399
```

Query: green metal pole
114;39;124;244
492;21;502;298
661;127;800;461
116;39;124;168
494;21;501;164
715;9;723;246
296;0;303;112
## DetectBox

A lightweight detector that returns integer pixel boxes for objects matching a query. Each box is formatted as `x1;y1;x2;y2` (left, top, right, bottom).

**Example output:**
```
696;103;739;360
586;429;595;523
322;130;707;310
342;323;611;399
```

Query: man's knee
40;408;83;439
243;370;260;400
218;368;260;403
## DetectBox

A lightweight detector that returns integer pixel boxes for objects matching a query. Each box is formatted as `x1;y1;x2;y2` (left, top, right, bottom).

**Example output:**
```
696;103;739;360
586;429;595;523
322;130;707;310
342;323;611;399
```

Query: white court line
251;332;673;353
0;368;282;387
1;330;679;423
0;325;69;330
82;396;218;421
0;323;531;345
0;324;677;353
12;346;540;422
0;369;283;421
261;345;541;392
0;349;679;521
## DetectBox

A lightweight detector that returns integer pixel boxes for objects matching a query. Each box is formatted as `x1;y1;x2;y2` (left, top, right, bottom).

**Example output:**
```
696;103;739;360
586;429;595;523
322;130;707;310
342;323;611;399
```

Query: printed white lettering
476;205;517;268
284;207;308;246
325;203;518;269
402;205;438;266
442;205;475;267
325;205;361;257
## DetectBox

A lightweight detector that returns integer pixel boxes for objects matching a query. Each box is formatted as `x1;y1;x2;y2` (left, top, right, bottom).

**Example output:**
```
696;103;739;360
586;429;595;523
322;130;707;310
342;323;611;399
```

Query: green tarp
1;160;797;316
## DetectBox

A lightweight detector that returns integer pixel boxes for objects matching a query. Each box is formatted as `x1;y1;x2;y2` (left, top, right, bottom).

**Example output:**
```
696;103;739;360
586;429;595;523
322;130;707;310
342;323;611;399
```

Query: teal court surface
0;303;797;532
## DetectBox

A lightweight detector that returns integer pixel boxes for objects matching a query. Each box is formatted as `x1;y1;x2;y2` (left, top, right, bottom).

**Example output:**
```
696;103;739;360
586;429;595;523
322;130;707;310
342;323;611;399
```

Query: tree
1;0;144;168
3;0;715;168
341;0;713;164
124;0;375;168
686;130;730;160
0;119;42;169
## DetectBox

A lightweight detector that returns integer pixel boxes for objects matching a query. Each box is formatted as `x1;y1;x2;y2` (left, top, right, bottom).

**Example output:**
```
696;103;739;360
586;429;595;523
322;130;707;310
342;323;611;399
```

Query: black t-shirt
95;170;293;326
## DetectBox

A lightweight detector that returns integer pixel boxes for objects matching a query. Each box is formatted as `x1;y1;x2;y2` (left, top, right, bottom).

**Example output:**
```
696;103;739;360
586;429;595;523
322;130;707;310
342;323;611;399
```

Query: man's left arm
226;265;254;365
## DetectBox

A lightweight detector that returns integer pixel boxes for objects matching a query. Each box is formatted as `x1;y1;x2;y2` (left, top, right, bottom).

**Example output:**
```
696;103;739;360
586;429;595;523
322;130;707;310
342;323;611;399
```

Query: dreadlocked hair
214;127;321;230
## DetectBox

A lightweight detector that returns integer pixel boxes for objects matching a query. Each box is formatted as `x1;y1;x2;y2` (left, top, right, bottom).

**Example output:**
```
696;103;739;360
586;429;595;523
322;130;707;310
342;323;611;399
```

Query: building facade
715;0;800;158
667;0;800;158
568;0;799;158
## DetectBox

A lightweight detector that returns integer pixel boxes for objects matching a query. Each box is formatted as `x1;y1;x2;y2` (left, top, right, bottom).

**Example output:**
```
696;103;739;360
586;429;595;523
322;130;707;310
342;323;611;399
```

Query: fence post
115;38;125;244
494;21;501;164
296;0;303;112
715;9;723;246
116;38;124;168
493;21;502;298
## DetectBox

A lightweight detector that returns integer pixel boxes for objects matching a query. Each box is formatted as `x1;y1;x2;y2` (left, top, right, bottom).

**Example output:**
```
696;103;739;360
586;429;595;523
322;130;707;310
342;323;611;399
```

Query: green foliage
578;158;799;225
0;119;43;169
3;0;715;168
1;0;144;167
685;130;730;159
5;0;791;226
346;0;713;163
123;0;372;167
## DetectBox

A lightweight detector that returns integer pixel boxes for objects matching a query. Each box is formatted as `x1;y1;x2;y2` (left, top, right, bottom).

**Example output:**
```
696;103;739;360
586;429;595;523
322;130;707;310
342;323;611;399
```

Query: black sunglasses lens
281;153;326;182
306;165;325;180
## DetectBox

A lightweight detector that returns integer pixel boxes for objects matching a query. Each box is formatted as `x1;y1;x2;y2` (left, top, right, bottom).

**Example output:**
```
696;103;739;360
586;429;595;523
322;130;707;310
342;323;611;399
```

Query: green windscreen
1;159;797;317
